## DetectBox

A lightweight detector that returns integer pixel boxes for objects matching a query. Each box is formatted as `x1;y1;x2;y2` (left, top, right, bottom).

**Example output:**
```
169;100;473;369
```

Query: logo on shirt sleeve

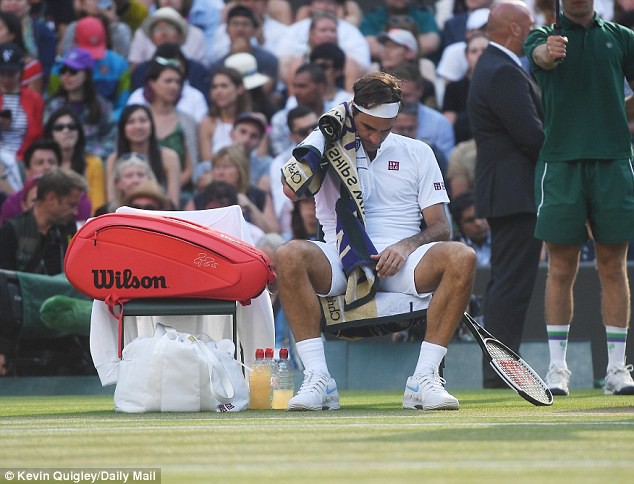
388;161;400;170
434;181;446;191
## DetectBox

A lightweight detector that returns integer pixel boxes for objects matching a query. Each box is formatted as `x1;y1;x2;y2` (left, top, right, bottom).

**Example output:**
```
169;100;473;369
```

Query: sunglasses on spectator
154;56;181;69
293;124;318;137
117;152;149;163
52;122;79;132
60;67;80;76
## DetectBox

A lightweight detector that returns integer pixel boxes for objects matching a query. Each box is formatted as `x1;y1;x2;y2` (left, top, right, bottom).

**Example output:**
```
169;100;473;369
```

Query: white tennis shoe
604;364;634;395
287;370;340;411
545;363;571;396
403;370;460;410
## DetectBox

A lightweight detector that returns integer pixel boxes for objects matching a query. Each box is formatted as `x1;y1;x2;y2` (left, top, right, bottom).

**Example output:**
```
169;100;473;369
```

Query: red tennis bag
64;213;276;306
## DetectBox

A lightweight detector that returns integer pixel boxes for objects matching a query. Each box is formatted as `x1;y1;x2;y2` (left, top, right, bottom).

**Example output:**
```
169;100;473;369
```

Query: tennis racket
462;312;553;406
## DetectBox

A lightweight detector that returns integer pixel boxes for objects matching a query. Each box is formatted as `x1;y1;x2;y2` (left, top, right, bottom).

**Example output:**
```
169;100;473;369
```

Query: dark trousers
482;213;542;387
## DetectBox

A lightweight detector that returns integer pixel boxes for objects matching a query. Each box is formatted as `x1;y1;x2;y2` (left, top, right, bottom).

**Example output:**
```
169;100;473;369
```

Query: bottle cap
279;348;289;359
265;347;274;358
255;348;264;359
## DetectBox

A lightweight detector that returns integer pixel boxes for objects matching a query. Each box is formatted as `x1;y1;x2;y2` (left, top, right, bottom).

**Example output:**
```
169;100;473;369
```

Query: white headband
353;101;401;119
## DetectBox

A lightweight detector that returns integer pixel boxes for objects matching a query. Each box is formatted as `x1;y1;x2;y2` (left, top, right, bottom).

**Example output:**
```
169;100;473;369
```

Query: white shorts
311;241;439;298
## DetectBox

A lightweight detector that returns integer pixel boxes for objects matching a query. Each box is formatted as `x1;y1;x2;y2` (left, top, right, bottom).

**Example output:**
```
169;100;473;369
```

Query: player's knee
276;240;310;275
448;242;477;278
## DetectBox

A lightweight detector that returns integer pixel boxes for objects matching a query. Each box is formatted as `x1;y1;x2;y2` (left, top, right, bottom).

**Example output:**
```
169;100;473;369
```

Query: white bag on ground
114;324;249;412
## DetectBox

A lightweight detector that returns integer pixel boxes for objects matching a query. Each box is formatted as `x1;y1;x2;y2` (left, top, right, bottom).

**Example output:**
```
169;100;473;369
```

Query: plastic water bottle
265;347;278;403
249;348;270;410
272;348;295;410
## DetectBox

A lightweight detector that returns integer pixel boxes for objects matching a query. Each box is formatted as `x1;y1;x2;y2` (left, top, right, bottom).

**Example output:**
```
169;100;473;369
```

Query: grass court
1;389;633;483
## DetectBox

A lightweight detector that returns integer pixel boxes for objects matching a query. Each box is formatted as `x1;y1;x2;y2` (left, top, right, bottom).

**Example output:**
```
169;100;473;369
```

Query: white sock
414;341;447;374
547;324;570;368
606;325;628;370
296;337;329;375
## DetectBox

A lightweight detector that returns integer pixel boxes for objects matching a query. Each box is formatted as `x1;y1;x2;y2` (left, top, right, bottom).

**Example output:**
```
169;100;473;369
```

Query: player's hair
36;168;87;201
352;72;402;113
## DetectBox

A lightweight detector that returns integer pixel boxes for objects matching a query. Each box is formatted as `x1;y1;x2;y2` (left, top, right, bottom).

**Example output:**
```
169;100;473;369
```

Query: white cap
224;52;270;90
467;8;490;30
378;29;418;54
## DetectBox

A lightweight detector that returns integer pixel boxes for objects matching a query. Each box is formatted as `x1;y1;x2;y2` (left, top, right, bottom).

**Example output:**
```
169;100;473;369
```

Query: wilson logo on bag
64;213;275;305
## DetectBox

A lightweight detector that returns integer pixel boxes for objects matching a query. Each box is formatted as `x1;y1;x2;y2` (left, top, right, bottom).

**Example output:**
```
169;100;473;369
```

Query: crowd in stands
1;0;633;376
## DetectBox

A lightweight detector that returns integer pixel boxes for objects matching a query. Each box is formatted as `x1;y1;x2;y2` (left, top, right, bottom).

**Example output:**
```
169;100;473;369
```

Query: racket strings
486;341;551;403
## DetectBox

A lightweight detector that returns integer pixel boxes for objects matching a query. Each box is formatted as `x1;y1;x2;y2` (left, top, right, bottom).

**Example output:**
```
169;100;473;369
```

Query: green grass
1;390;634;483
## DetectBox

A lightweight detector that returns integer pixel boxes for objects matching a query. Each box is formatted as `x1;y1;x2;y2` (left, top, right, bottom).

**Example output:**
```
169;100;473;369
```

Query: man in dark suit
467;0;544;388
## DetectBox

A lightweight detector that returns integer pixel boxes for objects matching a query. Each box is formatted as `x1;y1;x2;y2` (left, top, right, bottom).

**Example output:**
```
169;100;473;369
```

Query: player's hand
371;242;410;277
547;34;568;62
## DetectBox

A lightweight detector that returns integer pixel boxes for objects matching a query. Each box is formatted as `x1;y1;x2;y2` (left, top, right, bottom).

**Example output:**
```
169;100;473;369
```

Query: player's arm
371;203;450;277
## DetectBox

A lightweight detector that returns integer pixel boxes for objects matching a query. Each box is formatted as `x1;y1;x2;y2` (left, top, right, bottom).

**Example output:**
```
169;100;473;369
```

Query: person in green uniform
524;0;634;396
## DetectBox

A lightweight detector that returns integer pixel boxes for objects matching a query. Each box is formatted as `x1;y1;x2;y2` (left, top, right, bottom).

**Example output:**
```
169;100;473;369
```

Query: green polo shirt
524;13;634;162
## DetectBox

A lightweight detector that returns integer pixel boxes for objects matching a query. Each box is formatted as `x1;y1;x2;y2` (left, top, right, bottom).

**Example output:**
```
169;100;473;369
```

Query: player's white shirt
315;133;449;250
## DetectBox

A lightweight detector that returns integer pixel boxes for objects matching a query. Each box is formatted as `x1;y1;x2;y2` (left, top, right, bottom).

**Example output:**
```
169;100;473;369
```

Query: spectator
449;191;490;266
270;63;328;156
105;104;181;207
296;0;363;26
224;51;277;120
142;56;198;193
442;0;492;49
44;106;106;215
128;43;210;120
212;0;289;60
377;28;436;90
525;0;634;395
360;0;441;60
436;7;489;106
389;62;455;162
0;167;87;274
50;16;130;121
60;1;132;58
290;196;319;241
0;43;44;162
229;111;272;189
0;11;43;93
44;47;116;159
129;6;207;68
446;138;476;197
186;0;223;67
443;32;488;143
120;178;172;210
468;0;543;388
198;66;252;164
1;139;93;223
0;0;55;83
187;145;278;233
94;151;158;214
279;0;371;91
210;5;278;95
308;43;353;108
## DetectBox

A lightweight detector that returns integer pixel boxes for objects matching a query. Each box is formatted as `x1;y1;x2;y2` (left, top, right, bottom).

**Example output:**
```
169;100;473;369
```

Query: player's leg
402;241;476;410
276;240;342;410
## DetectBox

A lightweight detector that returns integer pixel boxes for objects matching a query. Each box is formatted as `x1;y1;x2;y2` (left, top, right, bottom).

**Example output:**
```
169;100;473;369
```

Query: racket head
484;339;554;406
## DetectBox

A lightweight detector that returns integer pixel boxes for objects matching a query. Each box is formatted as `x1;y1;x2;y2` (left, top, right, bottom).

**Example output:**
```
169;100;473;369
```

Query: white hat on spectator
142;7;189;39
467;8;490;31
378;29;418;55
224;52;269;90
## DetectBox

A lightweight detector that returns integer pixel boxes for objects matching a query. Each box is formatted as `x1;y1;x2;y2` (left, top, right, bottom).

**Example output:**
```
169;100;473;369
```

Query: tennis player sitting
277;72;476;411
